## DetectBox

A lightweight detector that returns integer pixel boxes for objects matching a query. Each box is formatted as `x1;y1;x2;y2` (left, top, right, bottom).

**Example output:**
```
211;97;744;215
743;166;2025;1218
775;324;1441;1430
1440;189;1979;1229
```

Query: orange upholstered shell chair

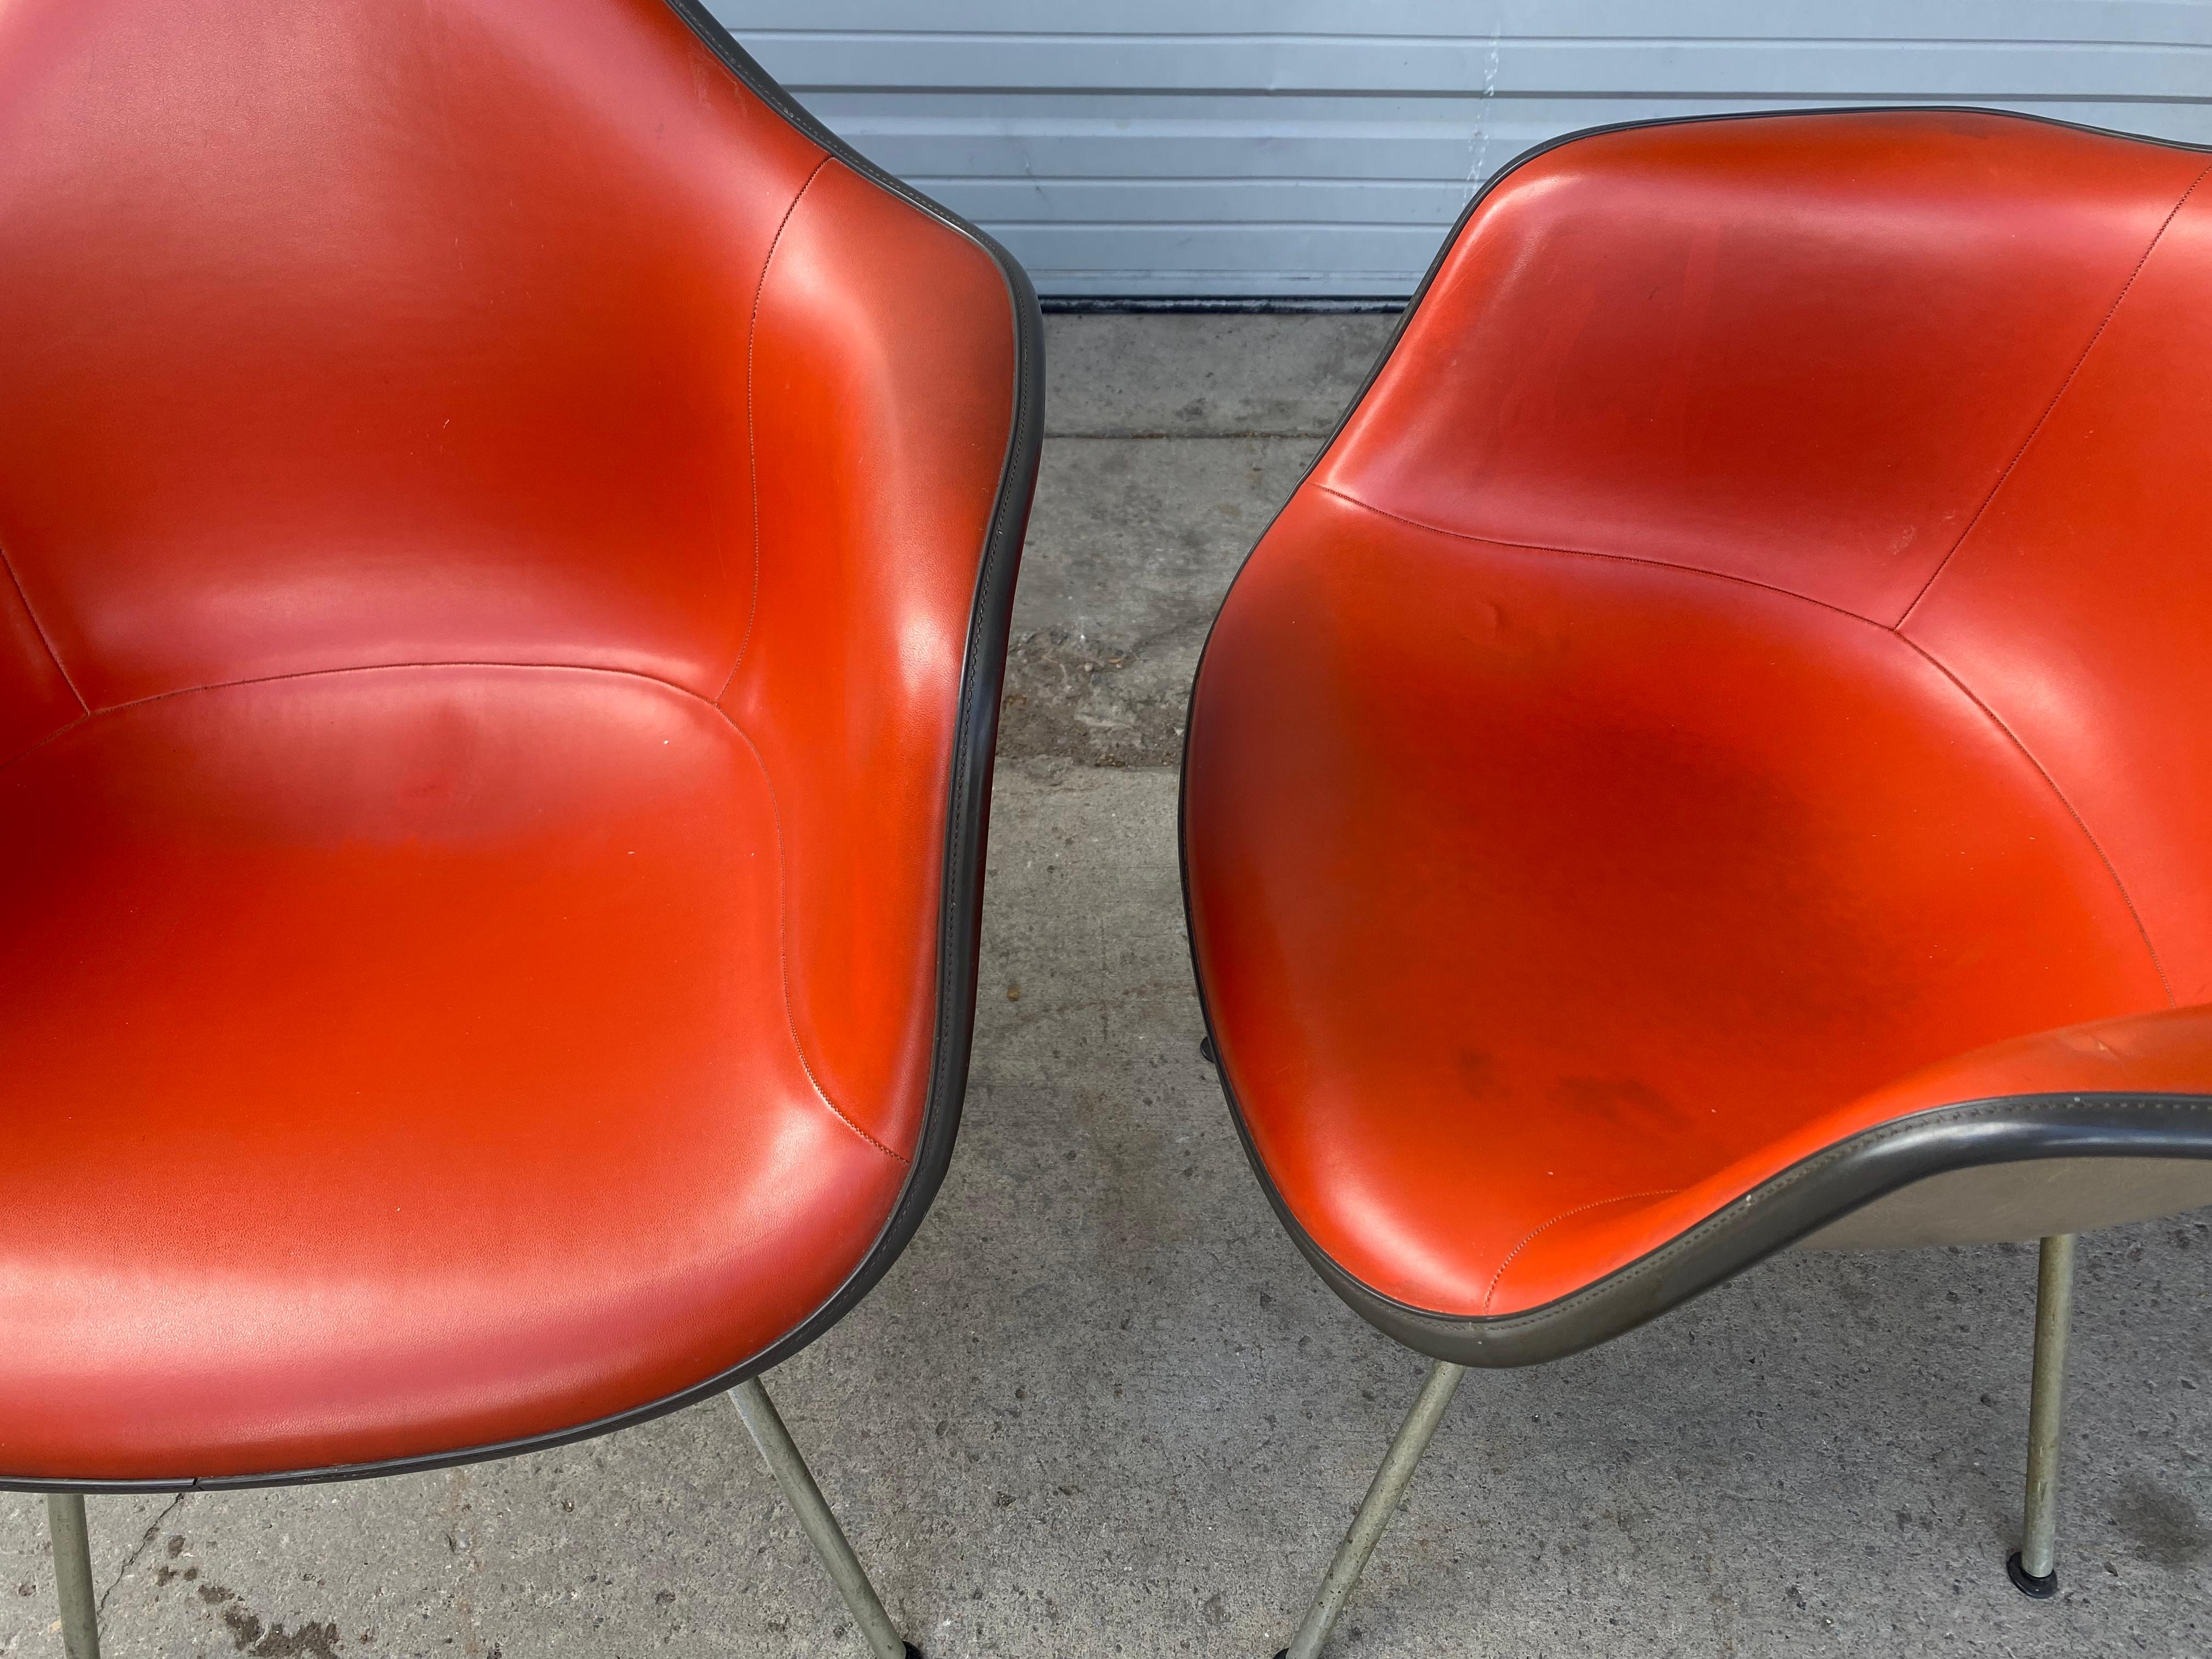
0;4;1037;1655
1182;108;2212;1655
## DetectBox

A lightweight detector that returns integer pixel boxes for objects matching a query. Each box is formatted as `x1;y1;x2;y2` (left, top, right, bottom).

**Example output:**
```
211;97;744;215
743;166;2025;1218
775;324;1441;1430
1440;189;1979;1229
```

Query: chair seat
0;663;910;1483
1184;488;2179;1326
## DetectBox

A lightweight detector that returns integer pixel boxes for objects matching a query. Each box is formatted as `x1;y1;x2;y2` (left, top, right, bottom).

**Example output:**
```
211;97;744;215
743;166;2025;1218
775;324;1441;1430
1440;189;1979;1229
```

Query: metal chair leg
1274;1359;1466;1659
730;1377;921;1659
2007;1232;2076;1599
46;1493;101;1659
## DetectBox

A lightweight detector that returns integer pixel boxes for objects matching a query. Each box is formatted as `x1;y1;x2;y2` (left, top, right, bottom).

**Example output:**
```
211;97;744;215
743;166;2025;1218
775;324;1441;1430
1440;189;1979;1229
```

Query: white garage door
709;1;2212;300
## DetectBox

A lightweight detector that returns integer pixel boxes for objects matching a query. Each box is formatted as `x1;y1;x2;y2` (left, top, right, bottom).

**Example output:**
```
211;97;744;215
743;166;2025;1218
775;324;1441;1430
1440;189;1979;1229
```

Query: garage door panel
716;4;2212;298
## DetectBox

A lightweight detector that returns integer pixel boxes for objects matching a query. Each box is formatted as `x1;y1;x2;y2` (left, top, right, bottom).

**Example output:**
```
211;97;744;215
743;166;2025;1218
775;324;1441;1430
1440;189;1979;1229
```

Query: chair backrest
1310;109;2212;1005
0;0;1018;703
0;0;1037;1155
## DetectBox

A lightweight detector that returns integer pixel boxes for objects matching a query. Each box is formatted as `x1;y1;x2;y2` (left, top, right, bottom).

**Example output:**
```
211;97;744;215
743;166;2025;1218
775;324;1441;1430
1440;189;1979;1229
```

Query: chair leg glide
2007;1233;2076;1600
731;1377;923;1659
1274;1359;1466;1659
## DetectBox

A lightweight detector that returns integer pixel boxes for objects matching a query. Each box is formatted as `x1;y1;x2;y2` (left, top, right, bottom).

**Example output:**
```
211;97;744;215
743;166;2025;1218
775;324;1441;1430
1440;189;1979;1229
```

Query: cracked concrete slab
1002;435;1317;768
1042;313;1396;439
1000;314;1396;770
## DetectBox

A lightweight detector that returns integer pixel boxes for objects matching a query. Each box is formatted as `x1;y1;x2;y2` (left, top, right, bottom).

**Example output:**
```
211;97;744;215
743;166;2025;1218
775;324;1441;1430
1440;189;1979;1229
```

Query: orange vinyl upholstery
0;0;1039;1483
1182;110;2212;1365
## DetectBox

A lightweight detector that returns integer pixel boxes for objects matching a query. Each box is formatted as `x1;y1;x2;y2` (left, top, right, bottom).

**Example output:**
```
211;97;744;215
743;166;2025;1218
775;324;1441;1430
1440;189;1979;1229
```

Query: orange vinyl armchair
0;4;1039;1656
1181;108;2212;1655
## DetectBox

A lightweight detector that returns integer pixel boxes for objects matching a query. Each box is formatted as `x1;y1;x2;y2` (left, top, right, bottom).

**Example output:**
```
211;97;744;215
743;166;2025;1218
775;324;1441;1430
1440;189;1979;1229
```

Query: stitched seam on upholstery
1400;1096;2212;1335
1315;480;2175;1001
718;154;833;709
16;658;726;733
1481;1188;1681;1314
1896;160;2212;628
2;662;709;776
0;712;88;775
0;541;88;714
721;716;912;1166
1897;634;2174;1005
0;652;913;1164
1312;483;1882;630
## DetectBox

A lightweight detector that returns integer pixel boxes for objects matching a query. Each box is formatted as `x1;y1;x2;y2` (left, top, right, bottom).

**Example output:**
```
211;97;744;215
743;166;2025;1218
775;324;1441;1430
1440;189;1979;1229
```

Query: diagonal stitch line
1483;1188;1680;1314
0;540;88;714
1897;159;2212;629
0;710;87;774
718;153;832;709
1899;633;2175;1006
1313;482;1882;630
721;715;912;1166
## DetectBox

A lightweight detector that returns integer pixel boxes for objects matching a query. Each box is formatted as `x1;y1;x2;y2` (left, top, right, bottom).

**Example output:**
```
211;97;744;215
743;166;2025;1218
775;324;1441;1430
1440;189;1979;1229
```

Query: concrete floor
7;315;2212;1659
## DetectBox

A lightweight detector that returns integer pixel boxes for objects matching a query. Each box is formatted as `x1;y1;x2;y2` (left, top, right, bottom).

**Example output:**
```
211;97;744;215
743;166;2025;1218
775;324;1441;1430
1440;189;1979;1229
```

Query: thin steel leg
2007;1233;2076;1599
1277;1359;1466;1659
46;1494;101;1659
731;1378;918;1659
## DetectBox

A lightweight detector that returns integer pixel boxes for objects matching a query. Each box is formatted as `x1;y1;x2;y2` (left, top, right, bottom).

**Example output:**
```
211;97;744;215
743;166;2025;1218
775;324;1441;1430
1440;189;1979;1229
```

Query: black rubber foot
2007;1551;2058;1600
1199;1035;1217;1065
905;1644;925;1658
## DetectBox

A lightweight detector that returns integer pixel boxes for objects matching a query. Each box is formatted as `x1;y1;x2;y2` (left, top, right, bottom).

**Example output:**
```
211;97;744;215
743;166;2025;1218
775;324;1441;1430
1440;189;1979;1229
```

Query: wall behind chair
709;1;2212;301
